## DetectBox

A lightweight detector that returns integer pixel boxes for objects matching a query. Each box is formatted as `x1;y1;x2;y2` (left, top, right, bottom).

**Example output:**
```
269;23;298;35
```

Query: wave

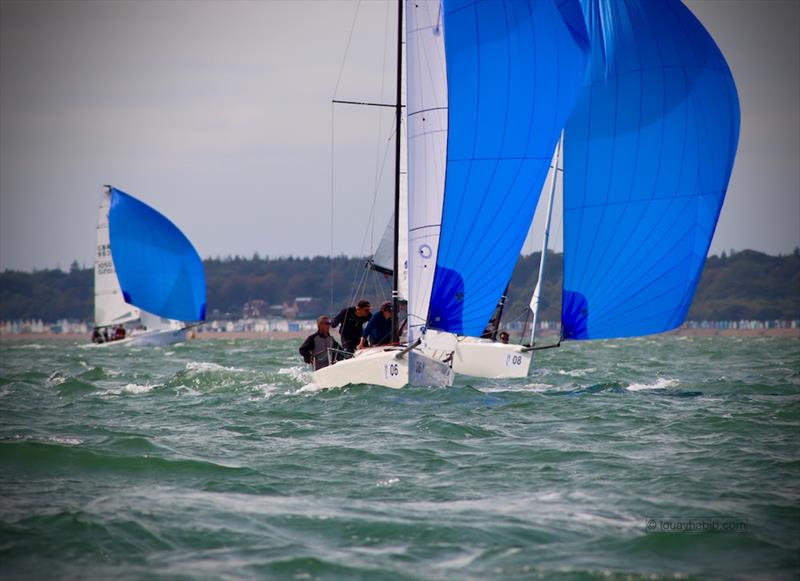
626;378;680;391
101;383;159;396
0;438;257;480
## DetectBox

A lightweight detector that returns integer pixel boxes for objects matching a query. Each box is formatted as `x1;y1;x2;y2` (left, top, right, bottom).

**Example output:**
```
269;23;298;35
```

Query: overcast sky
1;0;798;272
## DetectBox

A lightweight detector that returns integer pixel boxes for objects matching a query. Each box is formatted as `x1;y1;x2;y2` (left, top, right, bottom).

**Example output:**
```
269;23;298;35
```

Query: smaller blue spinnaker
108;187;206;322
561;0;740;340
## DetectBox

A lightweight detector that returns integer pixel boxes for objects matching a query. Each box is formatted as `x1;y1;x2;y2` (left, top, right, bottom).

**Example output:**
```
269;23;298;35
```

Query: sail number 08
506;354;523;367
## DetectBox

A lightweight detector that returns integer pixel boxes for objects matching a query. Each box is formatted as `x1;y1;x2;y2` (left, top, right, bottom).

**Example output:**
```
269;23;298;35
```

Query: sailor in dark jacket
299;316;341;371
358;301;394;348
331;299;372;352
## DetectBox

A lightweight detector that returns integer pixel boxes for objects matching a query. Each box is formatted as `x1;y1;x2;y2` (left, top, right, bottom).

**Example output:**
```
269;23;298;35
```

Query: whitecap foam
47;371;67;386
477;382;551;393
294;382;333;395
11;434;83;446
278;365;311;379
249;384;281;400
557;367;597;377
626;377;679;391
46;435;83;446
102;383;158;396
184;361;248;373
8;343;46;350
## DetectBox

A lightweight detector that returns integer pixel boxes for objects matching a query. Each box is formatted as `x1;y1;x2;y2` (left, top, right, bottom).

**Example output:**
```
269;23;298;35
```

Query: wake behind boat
92;186;206;348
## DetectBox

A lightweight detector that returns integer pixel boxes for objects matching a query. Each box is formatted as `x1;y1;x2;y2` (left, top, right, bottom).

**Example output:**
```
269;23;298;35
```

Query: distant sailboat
92;186;206;347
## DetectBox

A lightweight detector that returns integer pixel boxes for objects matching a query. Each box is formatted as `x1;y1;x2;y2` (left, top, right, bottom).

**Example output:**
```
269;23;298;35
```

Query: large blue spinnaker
108;187;206;322
427;0;589;336
562;0;740;340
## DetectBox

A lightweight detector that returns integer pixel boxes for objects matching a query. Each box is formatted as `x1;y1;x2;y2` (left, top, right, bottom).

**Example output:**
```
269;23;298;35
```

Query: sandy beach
2;328;797;342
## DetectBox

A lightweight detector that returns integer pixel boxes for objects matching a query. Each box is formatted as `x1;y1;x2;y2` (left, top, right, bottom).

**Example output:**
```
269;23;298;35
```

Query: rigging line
350;260;370;308
371;0;392;256
356;117;396;259
332;0;364;100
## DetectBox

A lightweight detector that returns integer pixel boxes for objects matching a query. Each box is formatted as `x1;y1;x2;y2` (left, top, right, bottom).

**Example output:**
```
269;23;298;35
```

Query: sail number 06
384;363;400;379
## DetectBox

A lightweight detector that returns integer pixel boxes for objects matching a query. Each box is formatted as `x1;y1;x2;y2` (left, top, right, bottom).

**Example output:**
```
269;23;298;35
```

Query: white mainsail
405;0;448;342
94;187;140;327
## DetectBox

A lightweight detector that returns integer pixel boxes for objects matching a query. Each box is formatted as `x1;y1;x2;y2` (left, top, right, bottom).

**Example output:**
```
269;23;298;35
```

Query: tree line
1;249;798;322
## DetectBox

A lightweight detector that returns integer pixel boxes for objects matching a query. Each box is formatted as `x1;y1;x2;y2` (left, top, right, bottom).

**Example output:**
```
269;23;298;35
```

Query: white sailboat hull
312;346;454;389
451;337;532;379
93;327;190;348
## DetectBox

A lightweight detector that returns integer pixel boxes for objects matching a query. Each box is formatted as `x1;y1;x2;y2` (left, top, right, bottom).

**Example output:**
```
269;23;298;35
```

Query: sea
1;336;798;580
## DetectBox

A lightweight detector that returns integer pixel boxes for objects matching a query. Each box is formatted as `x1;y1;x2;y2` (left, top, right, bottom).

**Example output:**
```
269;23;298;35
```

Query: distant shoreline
1;328;797;342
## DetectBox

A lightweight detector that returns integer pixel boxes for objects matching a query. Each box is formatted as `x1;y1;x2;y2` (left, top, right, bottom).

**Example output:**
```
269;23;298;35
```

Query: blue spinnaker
561;0;740;340
428;0;589;336
108;187;206;322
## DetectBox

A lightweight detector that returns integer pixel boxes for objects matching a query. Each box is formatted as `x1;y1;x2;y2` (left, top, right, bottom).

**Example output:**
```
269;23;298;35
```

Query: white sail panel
373;212;408;301
406;0;447;342
372;214;394;274
94;187;140;327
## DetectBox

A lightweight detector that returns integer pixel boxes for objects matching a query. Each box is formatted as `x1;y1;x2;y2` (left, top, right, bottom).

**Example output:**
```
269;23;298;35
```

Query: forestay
426;0;590;337
108;187;207;323
561;0;740;340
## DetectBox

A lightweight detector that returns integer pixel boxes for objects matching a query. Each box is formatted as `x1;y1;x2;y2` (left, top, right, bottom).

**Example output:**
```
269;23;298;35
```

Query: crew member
358;301;393;348
299;315;341;370
331;299;372;352
91;327;104;344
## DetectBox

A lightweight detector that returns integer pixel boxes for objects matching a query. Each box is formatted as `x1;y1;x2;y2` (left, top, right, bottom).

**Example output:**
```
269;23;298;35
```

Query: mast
391;0;403;343
529;134;562;346
492;283;509;340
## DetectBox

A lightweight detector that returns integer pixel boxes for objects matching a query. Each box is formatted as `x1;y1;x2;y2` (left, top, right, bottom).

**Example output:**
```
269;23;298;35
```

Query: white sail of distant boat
92;185;206;347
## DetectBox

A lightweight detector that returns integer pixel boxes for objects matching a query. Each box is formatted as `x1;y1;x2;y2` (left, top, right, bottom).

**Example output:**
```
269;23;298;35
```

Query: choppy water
1;336;798;580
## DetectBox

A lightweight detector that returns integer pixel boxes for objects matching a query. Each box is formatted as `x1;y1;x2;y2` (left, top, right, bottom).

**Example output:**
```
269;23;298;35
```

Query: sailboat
439;0;740;377
409;0;590;379
312;0;454;389
92;186;207;347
